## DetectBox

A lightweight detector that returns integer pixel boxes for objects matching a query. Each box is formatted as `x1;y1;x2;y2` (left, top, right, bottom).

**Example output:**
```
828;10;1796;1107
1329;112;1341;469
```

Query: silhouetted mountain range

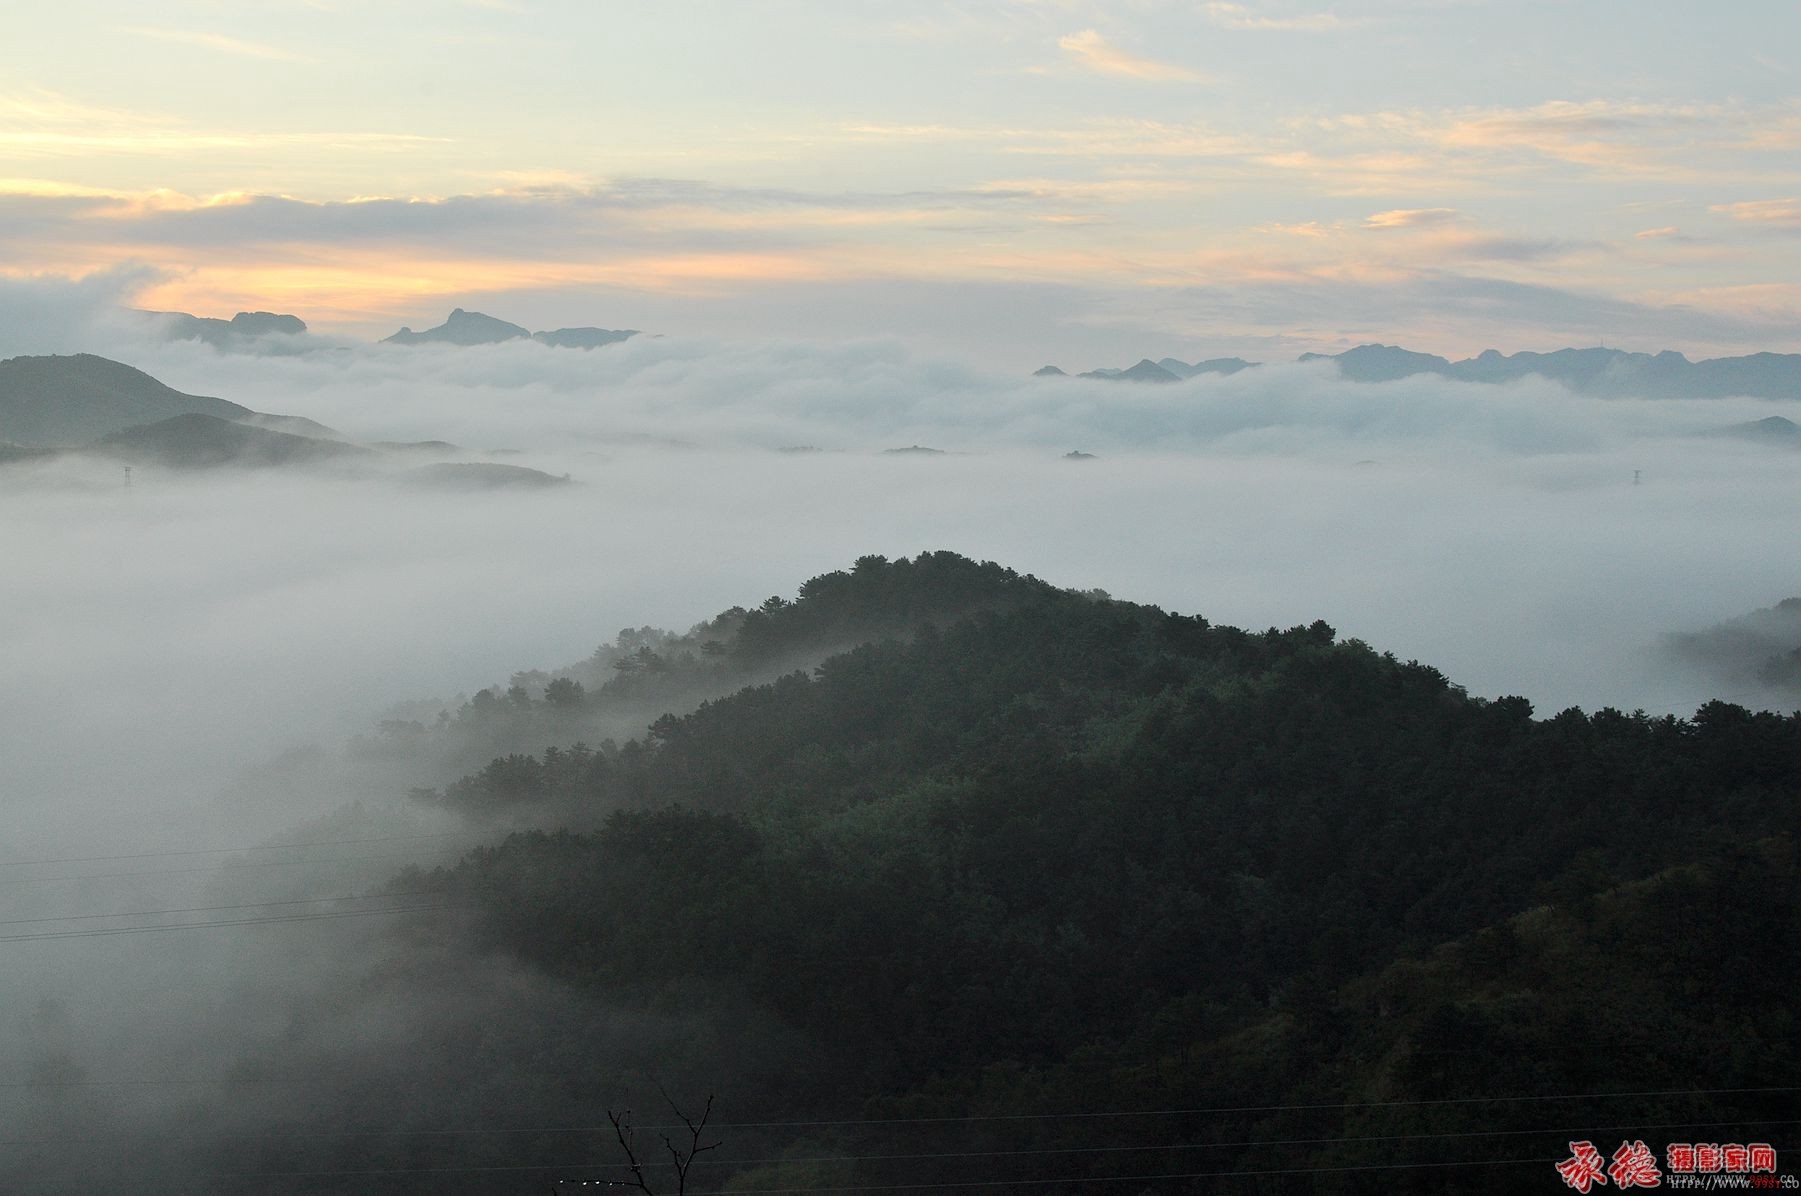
1295;343;1449;382
143;309;311;353
235;411;346;441
1080;358;1181;383
384;308;639;349
1667;597;1801;695
0;353;252;446
1322;344;1801;396
1719;415;1801;445
0;353;565;478
401;462;572;490
135;305;640;353
1046;343;1801;398
98;413;369;470
1038;357;1253;382
532;326;638;349
1157;356;1255;379
385;308;530;346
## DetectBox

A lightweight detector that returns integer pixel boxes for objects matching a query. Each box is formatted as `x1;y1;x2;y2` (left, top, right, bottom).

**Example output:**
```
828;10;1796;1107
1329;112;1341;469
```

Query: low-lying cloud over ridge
4;277;1798;1190
4;292;1798;860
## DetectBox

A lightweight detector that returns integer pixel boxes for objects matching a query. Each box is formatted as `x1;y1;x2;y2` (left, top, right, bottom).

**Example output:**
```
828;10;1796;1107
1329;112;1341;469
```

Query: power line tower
122;465;132;490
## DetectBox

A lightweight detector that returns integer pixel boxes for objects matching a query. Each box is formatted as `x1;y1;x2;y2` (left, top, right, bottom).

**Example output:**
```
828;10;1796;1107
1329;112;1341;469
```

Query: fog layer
6;319;1798;846
3;286;1798;1189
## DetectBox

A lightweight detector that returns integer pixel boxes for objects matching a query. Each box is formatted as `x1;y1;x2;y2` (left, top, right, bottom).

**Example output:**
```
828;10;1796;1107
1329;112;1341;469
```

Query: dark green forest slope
377;553;1799;1193
362;551;1066;804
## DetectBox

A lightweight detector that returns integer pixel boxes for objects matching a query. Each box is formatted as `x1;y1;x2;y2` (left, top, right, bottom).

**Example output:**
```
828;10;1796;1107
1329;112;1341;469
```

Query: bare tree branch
604;1091;721;1196
607;1107;657;1194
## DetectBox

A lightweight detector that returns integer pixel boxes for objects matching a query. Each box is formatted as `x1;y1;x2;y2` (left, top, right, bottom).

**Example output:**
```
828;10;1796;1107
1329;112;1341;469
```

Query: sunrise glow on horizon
4;0;1799;366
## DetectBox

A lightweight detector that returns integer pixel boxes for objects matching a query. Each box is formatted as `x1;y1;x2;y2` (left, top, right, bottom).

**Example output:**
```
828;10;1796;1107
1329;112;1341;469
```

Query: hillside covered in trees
364;552;1797;1193
13;554;1792;1194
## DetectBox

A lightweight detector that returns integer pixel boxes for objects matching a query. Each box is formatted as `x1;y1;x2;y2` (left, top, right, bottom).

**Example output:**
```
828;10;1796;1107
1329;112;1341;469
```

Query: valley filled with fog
6;312;1798;854
3;298;1799;1191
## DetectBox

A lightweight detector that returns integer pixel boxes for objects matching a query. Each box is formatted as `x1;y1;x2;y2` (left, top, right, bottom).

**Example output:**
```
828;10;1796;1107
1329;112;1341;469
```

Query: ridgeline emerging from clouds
104;296;1801;405
85;293;1801;405
135;306;641;355
0;352;570;486
383;307;639;350
1046;343;1801;399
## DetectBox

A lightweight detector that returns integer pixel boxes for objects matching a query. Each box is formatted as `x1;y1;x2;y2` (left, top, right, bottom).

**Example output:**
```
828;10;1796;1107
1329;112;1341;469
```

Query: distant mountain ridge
1044;343;1801;398
1666;597;1801;696
0;353;367;464
403;462;572;490
1079;359;1181;383
384;308;638;349
0;353;585;481
385;308;530;346
1310;343;1801;397
143;309;310;353
136;305;640;353
0;353;251;446
532;326;638;349
1157;356;1255;379
1037;356;1254;382
98;413;369;470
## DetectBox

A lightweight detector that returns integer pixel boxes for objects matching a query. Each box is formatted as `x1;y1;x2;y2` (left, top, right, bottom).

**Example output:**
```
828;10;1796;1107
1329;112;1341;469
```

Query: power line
674;1116;1801;1170
3;1077;1791;1116
0;851;466;888
14;1117;1797;1189
5;1111;1792;1159
0;887;475;928
0;839;486;886
0;830;485;870
9;1154;1596;1190
630;1085;1801;1132
649;1157;1649;1192
0;903;469;943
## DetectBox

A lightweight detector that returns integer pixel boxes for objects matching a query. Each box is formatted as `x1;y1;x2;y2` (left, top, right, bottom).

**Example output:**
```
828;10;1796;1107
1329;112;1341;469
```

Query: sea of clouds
3;271;1798;1189
5;271;1799;853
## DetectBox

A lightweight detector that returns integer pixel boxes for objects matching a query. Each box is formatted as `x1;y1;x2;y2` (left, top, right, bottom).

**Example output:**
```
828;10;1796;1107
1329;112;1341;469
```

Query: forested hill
373;553;1801;1192
365;551;1067;792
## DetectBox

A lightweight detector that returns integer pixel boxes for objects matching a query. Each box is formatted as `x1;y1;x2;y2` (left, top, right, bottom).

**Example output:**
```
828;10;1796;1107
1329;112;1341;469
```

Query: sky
3;0;1800;367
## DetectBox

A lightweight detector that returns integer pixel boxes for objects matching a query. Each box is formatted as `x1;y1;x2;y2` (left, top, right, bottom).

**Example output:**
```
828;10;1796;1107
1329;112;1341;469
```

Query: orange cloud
123;246;846;331
1364;207;1462;230
1256;220;1336;237
1056;30;1207;83
1711;197;1801;227
1256;150;1484;196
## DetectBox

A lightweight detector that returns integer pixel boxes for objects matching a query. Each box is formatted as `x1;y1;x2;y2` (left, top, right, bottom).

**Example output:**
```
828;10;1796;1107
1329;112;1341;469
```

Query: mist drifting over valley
6;276;1796;853
3;277;1797;1187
